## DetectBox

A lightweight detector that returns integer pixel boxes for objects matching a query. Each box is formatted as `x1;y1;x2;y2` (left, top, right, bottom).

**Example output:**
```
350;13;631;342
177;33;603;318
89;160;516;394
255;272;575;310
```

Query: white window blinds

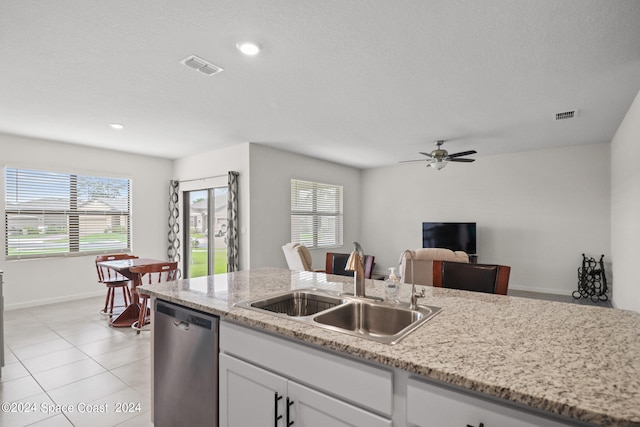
4;168;132;259
290;179;343;249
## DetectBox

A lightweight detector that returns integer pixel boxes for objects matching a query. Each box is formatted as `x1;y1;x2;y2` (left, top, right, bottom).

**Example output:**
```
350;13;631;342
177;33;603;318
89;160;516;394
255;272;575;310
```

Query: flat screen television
422;222;476;254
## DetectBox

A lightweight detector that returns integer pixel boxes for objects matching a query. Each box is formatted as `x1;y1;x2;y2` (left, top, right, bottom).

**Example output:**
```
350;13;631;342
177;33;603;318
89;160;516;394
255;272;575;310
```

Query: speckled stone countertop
139;267;640;427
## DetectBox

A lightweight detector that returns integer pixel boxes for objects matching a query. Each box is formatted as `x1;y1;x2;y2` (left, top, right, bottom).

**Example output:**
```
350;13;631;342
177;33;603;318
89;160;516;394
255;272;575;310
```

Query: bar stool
95;254;138;316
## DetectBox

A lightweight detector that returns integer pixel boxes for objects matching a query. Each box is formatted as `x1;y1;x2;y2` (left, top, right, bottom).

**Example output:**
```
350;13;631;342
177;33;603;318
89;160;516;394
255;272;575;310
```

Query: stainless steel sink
235;288;441;345
313;301;434;343
245;290;347;317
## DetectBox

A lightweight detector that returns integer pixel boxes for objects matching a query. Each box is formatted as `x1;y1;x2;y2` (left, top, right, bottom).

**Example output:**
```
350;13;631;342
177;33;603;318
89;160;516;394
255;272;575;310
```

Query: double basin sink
235;288;441;345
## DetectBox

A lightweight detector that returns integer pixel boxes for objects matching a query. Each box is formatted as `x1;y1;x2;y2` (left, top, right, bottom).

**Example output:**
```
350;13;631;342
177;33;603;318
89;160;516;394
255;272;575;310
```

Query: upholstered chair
433;260;511;295
399;248;469;286
282;243;314;271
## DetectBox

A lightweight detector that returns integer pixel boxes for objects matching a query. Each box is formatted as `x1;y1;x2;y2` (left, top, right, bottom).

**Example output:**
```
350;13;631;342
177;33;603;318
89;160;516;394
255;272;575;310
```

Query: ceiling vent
555;110;579;120
180;55;223;76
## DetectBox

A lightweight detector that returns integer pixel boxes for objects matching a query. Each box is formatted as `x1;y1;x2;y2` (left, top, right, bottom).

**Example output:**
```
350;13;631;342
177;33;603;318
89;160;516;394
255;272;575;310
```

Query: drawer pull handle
467;424;484;427
286;398;294;426
274;393;283;426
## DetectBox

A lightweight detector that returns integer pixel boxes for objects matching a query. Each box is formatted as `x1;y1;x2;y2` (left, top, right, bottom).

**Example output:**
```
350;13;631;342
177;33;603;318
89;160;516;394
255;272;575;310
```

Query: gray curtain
227;171;239;272
168;180;181;278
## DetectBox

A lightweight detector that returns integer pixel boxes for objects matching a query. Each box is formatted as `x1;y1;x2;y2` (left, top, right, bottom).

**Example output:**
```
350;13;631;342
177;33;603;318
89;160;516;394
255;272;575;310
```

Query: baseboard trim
508;284;574;296
5;290;105;311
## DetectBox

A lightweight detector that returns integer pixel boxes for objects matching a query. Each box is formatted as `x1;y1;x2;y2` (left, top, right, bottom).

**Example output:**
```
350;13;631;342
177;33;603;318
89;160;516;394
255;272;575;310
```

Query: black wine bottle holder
573;253;608;302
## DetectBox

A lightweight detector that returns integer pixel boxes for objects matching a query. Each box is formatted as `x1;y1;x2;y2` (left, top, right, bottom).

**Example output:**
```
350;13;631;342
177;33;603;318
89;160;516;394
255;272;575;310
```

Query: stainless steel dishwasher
154;299;219;427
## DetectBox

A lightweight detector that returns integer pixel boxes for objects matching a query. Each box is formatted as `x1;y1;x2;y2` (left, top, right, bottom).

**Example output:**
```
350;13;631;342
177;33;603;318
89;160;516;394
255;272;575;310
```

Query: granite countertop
139;267;640;427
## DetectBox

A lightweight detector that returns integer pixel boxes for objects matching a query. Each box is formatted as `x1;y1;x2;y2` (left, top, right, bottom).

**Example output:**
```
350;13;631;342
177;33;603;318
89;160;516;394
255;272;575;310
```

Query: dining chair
325;252;375;279
95;254;138;316
282;243;314;271
130;261;178;333
400;248;469;286
432;260;511;295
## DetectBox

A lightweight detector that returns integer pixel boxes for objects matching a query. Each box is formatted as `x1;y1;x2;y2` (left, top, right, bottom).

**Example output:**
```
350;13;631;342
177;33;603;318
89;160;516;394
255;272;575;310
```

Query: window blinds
290;179;343;249
4;168;131;259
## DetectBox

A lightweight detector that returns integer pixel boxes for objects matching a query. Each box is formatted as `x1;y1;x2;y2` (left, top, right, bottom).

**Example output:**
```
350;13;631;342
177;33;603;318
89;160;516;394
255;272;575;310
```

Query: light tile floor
1;295;153;427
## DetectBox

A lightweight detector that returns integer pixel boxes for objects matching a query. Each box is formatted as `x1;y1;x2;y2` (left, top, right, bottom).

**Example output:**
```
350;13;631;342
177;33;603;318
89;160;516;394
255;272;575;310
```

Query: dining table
97;257;170;328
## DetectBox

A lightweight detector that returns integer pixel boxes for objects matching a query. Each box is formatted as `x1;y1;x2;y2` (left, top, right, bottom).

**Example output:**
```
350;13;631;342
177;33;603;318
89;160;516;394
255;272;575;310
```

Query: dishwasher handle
173;320;190;331
155;300;217;331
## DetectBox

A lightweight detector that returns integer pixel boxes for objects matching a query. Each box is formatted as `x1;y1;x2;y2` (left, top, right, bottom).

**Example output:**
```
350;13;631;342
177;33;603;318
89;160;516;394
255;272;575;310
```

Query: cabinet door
287;381;391;427
219;354;288;427
407;378;571;427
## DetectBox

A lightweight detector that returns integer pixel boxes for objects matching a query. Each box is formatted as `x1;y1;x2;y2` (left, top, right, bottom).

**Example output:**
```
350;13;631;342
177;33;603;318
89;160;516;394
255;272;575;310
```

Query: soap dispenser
385;267;400;303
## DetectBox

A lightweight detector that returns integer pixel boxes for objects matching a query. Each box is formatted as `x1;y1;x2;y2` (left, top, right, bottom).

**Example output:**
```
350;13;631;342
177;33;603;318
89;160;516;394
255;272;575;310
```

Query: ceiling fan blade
446;150;477;159
448;158;476;162
418;151;433;158
399;159;428;164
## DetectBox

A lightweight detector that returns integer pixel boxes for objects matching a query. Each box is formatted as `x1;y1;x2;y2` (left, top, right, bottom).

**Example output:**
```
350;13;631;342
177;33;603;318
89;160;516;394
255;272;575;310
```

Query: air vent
180;55;223;76
555;110;579;120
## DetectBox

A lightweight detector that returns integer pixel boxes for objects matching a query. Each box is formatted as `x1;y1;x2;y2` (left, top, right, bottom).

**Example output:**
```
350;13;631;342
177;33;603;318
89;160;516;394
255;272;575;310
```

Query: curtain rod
177;173;228;184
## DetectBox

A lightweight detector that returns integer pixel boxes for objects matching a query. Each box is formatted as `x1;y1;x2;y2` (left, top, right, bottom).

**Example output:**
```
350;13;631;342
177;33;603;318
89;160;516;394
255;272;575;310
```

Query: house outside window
4;167;131;259
290;179;343;249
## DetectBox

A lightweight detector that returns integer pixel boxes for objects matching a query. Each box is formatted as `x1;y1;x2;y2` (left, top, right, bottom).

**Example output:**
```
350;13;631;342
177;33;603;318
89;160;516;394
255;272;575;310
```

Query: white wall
172;143;251;270
611;89;640;312
248;144;361;270
0;133;172;309
3;132;621;308
361;143;611;295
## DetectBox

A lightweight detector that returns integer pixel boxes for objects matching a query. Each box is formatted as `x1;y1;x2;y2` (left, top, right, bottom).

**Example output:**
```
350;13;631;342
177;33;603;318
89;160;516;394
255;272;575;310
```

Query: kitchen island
139;268;640;426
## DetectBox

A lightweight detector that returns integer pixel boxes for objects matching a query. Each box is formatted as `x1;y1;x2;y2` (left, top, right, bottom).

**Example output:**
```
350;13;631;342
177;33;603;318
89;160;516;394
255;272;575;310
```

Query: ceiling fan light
430;161;447;170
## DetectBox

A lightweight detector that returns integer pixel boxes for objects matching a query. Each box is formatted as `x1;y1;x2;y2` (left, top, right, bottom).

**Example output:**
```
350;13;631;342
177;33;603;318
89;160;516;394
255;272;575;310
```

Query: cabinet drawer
220;320;393;417
407;377;573;427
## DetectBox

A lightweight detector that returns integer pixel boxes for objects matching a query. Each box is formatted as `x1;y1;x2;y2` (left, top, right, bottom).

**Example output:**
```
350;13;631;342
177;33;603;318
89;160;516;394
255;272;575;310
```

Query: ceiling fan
400;140;477;170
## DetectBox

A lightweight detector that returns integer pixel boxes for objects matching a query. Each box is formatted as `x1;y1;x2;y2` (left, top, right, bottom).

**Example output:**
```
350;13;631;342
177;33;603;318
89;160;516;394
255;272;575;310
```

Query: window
290;179;343;249
4;167;131;259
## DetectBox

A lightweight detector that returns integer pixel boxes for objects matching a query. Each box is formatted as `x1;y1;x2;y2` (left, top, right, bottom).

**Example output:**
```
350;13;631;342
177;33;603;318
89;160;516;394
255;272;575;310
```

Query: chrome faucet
399;250;425;310
345;242;367;298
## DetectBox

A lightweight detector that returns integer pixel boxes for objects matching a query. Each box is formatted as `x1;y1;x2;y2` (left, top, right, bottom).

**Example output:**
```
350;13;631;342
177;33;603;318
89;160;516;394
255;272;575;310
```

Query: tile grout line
5;317;76;426
3;295;153;426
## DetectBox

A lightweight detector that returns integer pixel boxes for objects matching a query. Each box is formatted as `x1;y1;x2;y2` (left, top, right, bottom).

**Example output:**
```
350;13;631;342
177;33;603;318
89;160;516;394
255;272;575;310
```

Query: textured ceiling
1;0;640;168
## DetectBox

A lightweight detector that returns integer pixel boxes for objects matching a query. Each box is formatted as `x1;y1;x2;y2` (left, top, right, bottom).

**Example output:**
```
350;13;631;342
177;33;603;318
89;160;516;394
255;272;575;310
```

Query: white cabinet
406;377;573;427
287;381;390;427
220;321;393;417
220;320;576;427
219;354;286;427
220;353;390;427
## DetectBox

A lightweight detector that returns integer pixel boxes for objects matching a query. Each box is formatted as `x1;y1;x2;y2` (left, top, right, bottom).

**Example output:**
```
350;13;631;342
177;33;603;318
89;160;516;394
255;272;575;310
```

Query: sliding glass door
183;186;228;278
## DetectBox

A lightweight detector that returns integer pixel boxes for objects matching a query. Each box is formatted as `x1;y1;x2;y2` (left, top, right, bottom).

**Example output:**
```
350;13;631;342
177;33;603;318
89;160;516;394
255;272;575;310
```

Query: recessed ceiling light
236;41;261;56
109;123;124;130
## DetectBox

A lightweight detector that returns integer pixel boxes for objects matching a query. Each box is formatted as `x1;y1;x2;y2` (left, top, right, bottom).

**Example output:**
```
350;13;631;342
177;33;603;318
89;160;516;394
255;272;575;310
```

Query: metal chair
432;260;511;295
130;262;178;333
95;254;138;316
